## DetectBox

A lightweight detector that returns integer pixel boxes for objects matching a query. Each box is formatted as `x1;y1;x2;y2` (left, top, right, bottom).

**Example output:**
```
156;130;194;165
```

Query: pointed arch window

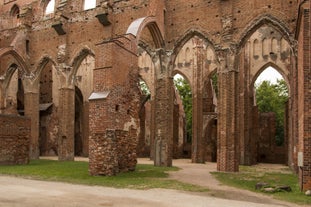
45;0;55;15
84;0;96;10
10;4;20;18
10;4;20;26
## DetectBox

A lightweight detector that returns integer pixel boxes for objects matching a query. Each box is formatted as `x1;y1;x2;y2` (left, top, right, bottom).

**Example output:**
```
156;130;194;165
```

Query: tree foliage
139;80;150;95
255;79;288;146
174;77;192;142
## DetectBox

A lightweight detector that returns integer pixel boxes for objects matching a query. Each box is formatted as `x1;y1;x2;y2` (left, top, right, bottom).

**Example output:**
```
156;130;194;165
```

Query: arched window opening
174;74;192;144
45;0;55;15
254;66;289;163
10;4;20;18
10;4;20;26
137;78;151;157
84;0;96;10
174;74;192;158
39;60;55;156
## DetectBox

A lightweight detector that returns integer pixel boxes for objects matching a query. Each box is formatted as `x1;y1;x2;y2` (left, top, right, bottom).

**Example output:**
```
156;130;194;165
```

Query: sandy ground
0;158;306;207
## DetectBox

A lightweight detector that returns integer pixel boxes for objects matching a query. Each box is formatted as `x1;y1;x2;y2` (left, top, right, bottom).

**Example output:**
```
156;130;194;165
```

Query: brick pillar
192;42;205;163
58;87;75;161
149;99;155;160
237;44;255;166
153;49;173;167
0;88;4;112
298;6;311;191
89;130;119;176
217;48;239;172
24;92;39;159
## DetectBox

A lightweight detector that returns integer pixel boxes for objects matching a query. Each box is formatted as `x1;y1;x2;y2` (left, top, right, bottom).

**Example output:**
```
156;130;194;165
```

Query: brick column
24;92;39;159
149;99;155;160
58;87;75;161
192;43;205;163
298;6;311;191
217;47;239;172
0;88;4;112
153;49;174;167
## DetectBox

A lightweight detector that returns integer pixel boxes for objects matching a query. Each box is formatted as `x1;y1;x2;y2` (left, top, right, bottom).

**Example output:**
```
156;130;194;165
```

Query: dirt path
167;159;302;207
0;158;306;207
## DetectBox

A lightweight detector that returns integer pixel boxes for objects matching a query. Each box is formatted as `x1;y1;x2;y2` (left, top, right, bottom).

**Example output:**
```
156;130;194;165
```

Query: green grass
211;165;310;205
0;159;208;192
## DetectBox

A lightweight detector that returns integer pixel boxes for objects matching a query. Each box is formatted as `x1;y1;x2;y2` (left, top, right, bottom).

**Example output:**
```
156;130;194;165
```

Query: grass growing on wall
211;165;310;205
0;159;207;192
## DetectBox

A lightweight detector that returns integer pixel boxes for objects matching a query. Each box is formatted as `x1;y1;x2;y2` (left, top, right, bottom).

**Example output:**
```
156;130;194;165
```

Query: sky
46;0;96;14
254;66;283;85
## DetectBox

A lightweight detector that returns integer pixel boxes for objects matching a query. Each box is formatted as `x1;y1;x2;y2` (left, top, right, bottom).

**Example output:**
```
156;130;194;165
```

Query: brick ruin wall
258;112;287;164
89;129;137;176
0;114;30;165
0;0;310;190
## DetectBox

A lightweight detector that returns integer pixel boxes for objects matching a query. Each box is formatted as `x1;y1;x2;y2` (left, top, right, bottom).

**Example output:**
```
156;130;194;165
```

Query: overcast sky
255;66;283;85
46;0;96;13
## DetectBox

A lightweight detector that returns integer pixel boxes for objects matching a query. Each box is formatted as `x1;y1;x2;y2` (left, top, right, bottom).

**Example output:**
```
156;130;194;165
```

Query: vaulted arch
0;47;29;74
237;14;294;167
238;14;294;51
251;62;289;93
33;55;57;82
2;64;19;90
10;4;20;17
126;16;164;49
172;29;216;65
70;46;95;76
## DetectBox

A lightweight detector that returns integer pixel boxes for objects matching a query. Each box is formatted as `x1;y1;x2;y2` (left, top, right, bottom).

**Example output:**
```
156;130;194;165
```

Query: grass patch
0;159;207;192
211;165;310;205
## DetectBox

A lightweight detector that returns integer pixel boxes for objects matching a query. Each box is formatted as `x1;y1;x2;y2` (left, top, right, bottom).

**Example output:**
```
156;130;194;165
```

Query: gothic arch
172;29;218;69
172;70;192;91
237;14;294;51
10;4;20;17
70;46;95;76
0;47;29;74
126;16;164;48
251;62;290;94
2;64;19;90
42;0;55;15
34;56;57;82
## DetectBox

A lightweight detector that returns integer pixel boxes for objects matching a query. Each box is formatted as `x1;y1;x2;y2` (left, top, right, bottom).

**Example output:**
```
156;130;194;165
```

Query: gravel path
0;158;306;207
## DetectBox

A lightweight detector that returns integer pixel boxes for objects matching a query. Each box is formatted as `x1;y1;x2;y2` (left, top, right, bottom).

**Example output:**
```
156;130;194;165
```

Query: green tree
139;80;150;95
174;77;192;142
255;79;288;146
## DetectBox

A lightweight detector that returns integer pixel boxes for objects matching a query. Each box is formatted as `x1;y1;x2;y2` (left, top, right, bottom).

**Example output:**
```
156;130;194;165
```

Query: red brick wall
297;1;311;191
258;112;287;164
0;114;30;165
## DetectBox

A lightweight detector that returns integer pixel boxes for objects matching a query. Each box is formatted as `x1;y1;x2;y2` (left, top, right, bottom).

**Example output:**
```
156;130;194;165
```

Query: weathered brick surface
257;112;287;164
297;1;311;191
0;0;310;190
0;114;30;165
89;129;137;176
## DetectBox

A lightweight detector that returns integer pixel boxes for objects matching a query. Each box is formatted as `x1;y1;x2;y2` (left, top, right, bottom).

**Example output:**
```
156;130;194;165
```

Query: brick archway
0;47;29;74
127;16;164;48
237;18;295;167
